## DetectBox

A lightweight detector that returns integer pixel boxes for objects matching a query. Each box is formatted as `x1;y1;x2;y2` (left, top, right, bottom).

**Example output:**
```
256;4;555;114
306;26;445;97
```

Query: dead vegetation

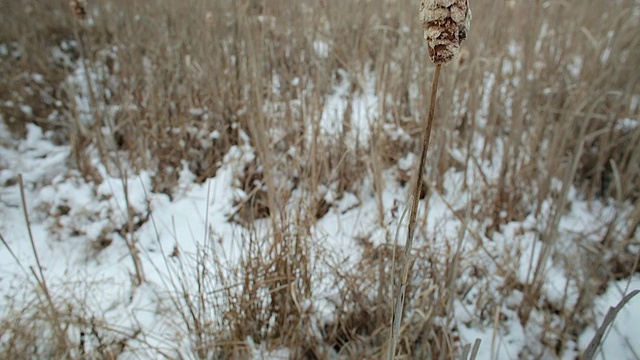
1;0;640;359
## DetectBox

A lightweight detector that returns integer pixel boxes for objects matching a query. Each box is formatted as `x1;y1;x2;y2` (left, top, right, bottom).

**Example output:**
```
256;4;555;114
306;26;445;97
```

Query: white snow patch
316;68;378;145
313;40;330;58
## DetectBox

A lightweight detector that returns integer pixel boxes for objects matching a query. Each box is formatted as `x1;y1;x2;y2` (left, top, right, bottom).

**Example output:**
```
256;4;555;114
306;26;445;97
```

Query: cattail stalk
387;1;470;358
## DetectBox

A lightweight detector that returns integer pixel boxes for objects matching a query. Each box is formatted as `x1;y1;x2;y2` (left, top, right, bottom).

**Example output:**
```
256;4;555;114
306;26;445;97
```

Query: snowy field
1;1;640;359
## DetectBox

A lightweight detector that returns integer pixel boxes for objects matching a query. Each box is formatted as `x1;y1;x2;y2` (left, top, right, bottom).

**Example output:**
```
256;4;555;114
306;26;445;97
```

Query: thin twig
19;175;55;307
470;338;482;359
120;171;145;286
18;175;67;348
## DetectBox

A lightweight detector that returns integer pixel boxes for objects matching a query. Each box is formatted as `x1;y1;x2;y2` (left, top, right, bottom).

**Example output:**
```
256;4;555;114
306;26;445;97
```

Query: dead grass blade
582;289;640;360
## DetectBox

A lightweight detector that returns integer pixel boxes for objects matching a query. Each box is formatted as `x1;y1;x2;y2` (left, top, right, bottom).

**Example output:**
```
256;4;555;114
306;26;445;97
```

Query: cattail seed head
69;0;87;20
420;0;471;64
205;11;214;27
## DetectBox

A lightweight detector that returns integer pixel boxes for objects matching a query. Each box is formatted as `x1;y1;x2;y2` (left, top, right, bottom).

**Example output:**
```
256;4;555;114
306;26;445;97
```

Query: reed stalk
387;1;471;358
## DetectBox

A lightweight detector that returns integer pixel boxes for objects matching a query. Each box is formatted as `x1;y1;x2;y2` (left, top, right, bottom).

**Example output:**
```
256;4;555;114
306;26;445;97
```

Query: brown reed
387;1;471;358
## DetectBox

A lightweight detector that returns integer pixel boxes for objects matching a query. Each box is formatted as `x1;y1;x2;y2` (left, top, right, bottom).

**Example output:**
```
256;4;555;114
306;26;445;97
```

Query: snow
249;338;291;360
316;68;378;145
313;40;330;59
458;315;526;360
2;118;639;360
617;118;639;132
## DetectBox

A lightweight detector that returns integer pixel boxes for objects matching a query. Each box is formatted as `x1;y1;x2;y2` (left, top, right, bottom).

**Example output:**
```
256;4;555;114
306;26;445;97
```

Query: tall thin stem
387;63;442;359
19;175;67;350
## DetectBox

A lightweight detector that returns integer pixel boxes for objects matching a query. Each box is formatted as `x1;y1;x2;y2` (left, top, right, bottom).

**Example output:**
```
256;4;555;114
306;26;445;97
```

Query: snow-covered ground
2;105;640;359
1;32;640;359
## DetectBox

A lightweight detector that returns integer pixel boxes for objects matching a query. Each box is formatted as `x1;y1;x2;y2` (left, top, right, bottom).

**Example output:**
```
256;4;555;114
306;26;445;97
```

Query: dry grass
1;0;640;358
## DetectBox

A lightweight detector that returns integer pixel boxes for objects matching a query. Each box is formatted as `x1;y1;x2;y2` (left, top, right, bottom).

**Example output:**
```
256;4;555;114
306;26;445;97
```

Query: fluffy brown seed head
420;0;471;64
69;0;87;20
